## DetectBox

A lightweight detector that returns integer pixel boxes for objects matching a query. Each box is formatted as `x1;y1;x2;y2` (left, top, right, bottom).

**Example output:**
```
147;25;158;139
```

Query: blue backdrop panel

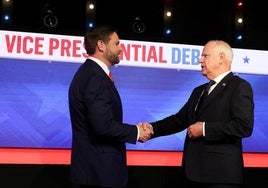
0;58;266;153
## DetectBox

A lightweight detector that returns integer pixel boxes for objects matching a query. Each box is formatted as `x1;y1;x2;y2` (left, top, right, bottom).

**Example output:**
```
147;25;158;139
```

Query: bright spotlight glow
89;4;95;10
237;2;243;7
4;15;10;21
88;22;94;29
236;35;243;40
166;11;172;17
237;18;243;23
164;28;172;36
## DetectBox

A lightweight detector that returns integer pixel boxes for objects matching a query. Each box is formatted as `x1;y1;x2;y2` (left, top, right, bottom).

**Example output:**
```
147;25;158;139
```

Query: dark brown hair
84;25;117;55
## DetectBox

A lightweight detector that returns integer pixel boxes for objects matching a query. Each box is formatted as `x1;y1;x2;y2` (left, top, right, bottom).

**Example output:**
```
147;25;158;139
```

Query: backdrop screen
0;57;267;153
0;30;267;153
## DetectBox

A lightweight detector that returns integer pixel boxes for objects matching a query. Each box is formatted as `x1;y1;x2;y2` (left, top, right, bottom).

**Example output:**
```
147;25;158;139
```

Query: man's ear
97;40;105;52
219;52;225;63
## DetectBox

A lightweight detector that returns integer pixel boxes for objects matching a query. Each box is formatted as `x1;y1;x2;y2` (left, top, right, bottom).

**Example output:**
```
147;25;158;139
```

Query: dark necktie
205;80;216;96
195;80;216;114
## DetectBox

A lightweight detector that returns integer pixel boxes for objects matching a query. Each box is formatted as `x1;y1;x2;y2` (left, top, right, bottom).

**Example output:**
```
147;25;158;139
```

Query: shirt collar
88;56;110;75
213;71;231;84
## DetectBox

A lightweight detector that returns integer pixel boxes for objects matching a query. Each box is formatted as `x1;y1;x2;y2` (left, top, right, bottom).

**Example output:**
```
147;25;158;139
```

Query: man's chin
113;61;120;65
201;70;207;76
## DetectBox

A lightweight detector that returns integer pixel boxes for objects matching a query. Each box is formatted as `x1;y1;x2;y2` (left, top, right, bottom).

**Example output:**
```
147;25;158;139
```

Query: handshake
137;122;154;143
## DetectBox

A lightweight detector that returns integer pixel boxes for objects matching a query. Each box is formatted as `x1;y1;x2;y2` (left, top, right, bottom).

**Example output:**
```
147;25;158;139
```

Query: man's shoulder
230;75;253;91
233;74;250;84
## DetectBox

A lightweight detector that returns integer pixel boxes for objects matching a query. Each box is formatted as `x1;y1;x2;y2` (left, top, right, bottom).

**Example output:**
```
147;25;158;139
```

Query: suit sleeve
85;75;138;144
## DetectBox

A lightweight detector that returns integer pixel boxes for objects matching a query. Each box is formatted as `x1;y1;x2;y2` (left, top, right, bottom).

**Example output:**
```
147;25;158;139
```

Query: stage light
86;0;96;30
42;3;58;28
166;11;172;17
132;17;145;34
237;1;243;7
43;9;58;28
237;18;243;24
1;0;13;26
163;0;173;38
88;3;94;10
3;14;10;21
236;34;243;41
164;28;172;36
235;0;244;44
87;22;94;29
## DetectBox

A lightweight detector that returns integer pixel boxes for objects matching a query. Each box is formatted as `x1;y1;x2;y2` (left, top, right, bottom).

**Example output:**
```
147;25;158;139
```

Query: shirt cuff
136;125;140;140
203;122;206;137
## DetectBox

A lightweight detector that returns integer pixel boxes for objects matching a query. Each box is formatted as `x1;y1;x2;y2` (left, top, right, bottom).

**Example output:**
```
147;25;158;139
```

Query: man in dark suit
68;25;153;188
143;40;254;188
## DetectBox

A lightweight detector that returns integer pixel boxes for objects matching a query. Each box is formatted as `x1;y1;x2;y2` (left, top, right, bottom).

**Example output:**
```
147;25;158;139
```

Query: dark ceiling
1;0;267;51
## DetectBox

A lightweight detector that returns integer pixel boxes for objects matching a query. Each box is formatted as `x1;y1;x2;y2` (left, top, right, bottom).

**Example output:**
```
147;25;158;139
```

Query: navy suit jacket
151;72;254;184
68;59;138;187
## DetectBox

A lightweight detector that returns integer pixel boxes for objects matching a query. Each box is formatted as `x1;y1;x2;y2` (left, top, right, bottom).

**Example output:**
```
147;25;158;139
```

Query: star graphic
243;56;250;63
25;83;69;117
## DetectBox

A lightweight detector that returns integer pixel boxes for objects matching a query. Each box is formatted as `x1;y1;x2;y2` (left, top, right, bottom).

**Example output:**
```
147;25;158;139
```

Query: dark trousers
72;184;124;188
184;179;243;188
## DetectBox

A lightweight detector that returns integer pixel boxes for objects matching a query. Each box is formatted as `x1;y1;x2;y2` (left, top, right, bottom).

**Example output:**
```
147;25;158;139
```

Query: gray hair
211;40;233;63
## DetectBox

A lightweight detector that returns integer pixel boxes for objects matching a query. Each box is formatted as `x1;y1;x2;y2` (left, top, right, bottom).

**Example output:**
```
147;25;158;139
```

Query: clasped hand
187;121;204;139
137;122;154;142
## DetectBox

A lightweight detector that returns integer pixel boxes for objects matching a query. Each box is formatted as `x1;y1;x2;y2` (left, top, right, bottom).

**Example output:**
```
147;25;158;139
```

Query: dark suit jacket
151;72;254;184
68;59;138;187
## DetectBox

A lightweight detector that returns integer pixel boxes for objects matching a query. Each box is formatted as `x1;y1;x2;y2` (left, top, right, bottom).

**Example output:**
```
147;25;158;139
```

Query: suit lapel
197;72;234;114
209;72;233;98
87;59;122;102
